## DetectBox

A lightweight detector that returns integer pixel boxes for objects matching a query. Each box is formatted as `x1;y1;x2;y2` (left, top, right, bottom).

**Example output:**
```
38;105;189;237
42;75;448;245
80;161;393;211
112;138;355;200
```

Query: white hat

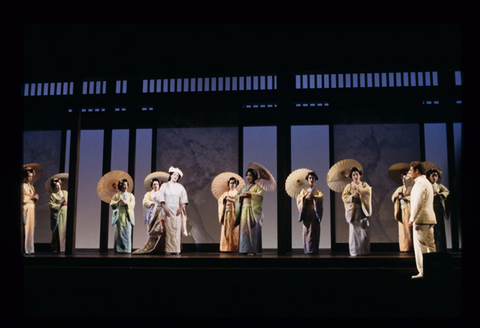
168;166;183;178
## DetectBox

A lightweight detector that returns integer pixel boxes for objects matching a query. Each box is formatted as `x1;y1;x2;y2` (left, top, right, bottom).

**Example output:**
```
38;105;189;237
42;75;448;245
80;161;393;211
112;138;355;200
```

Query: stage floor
22;250;462;318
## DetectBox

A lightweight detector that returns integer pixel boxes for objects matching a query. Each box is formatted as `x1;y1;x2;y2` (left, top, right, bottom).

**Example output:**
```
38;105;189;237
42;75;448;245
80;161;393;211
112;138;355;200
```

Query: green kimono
110;191;135;253
235;183;264;254
48;190;68;252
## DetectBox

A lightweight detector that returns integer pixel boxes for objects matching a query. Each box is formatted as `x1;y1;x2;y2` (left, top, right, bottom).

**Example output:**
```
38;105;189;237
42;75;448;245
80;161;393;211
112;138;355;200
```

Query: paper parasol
23;163;43;183
285;168;312;199
97;170;134;203
247;162;277;192
326;159;363;193
44;173;69;193
388;163;411;186
143;171;170;192
211;172;246;200
422;161;442;183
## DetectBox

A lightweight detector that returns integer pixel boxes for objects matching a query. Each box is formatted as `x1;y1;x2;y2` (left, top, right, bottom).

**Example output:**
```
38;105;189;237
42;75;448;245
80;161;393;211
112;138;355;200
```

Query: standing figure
341;167;372;256
133;178;166;254
235;168;264;255
391;171;413;252
408;161;437;279
159;167;189;255
110;179;136;253
296;171;323;255
22;167;39;255
427;169;450;253
218;177;240;252
48;177;68;253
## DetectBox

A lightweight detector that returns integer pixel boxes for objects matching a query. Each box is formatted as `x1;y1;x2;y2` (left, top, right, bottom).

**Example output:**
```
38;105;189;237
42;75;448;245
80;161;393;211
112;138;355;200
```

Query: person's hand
176;208;183;216
164;209;171;217
150;203;155;208
408;221;413;228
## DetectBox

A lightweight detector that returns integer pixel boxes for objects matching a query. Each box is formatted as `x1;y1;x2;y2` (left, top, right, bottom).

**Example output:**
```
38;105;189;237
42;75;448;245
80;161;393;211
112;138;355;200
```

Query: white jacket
409;175;436;225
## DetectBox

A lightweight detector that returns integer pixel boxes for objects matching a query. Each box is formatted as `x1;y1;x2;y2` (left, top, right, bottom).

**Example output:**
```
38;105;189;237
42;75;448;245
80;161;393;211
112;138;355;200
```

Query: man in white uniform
408;161;437;279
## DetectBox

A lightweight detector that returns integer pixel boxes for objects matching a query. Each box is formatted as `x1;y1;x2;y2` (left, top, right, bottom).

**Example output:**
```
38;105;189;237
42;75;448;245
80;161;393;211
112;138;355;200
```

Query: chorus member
22;167;39;255
342;167;372;256
133;178;166;254
427;169;450;253
48;177;68;252
110;179;136;253
218;177;240;252
391;171;413;252
408;161;437;279
159;167;189;255
235;168;264;255
296;171;323;255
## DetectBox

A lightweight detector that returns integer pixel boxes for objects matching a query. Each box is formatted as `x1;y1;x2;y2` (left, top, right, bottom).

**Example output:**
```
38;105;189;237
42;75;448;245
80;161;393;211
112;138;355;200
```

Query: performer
296;171;323;255
22;167;39;255
235;168;264;255
159;167;189;254
341;167;372;256
48;177;68;253
110;179;136;253
133;178;166;254
408;161;437;279
391;171;413;252
218;177;240;252
427;168;450;253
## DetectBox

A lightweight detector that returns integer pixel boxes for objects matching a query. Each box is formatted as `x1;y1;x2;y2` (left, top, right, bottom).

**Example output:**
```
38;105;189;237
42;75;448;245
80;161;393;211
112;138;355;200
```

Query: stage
23;249;462;318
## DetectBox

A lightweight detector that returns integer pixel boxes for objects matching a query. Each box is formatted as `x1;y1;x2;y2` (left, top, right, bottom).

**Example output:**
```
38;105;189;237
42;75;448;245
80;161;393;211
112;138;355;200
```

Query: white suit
409;174;437;276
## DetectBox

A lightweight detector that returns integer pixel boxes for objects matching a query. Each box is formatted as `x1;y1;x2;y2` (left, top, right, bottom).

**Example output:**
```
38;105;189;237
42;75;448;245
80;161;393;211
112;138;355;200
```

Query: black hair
23;167;35;179
117;179;129;189
227;177;240;186
426;169;440;179
168;172;182;182
305;171;319;181
50;178;62;189
150;178;161;187
246;168;258;182
348;166;363;178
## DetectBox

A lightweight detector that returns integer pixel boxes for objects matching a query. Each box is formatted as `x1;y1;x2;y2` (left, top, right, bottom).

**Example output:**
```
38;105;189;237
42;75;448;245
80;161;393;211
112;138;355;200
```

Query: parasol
247;162;277;192
44;173;69;193
422;161;442;183
285;168;312;199
326;159;363;193
388;163;410;186
143;171;170;192
23;163;43;183
211;172;246;200
97;170;134;203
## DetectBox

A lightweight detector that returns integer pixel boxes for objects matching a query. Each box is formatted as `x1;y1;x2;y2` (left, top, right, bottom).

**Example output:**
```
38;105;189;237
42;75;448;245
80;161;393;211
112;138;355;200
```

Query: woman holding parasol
212;172;245;252
389;163;413;252
45;173;69;253
235;162;276;255
133;171;170;254
291;170;324;255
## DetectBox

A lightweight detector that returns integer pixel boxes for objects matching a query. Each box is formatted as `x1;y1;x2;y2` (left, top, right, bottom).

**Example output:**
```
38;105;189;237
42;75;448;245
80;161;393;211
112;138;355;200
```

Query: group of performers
22;159;450;261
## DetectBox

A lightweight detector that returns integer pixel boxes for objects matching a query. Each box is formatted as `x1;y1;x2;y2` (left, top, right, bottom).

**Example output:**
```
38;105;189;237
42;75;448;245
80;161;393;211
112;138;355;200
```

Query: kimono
235;183;264;254
391;186;413;252
296;187;324;254
110;191;135;253
432;183;450;252
133;190;166;254
48;190;68;252
23;183;37;254
158;181;188;254
342;182;372;256
218;189;240;252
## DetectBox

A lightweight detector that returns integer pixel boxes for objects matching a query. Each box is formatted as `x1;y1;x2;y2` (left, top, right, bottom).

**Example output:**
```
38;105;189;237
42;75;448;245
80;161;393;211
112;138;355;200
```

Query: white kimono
159;181;189;253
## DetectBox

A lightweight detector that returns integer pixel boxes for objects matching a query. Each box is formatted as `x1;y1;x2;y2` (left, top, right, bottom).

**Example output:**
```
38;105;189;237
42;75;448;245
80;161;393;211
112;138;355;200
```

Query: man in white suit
408;161;437;279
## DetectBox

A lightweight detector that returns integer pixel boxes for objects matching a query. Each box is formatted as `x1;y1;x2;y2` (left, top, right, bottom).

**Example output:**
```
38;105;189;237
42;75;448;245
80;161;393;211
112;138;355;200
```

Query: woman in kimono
218;177;240;252
391;171;413;252
22;167;39;255
342;167;372;256
133;178;166;254
296;171;323;255
235;168;264;255
427;169;450;253
110;179;135;253
48;177;68;253
159;167;189;255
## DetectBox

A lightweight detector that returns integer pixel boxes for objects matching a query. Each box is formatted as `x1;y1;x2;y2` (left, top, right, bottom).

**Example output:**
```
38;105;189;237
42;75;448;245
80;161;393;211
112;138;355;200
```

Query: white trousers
413;223;436;276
